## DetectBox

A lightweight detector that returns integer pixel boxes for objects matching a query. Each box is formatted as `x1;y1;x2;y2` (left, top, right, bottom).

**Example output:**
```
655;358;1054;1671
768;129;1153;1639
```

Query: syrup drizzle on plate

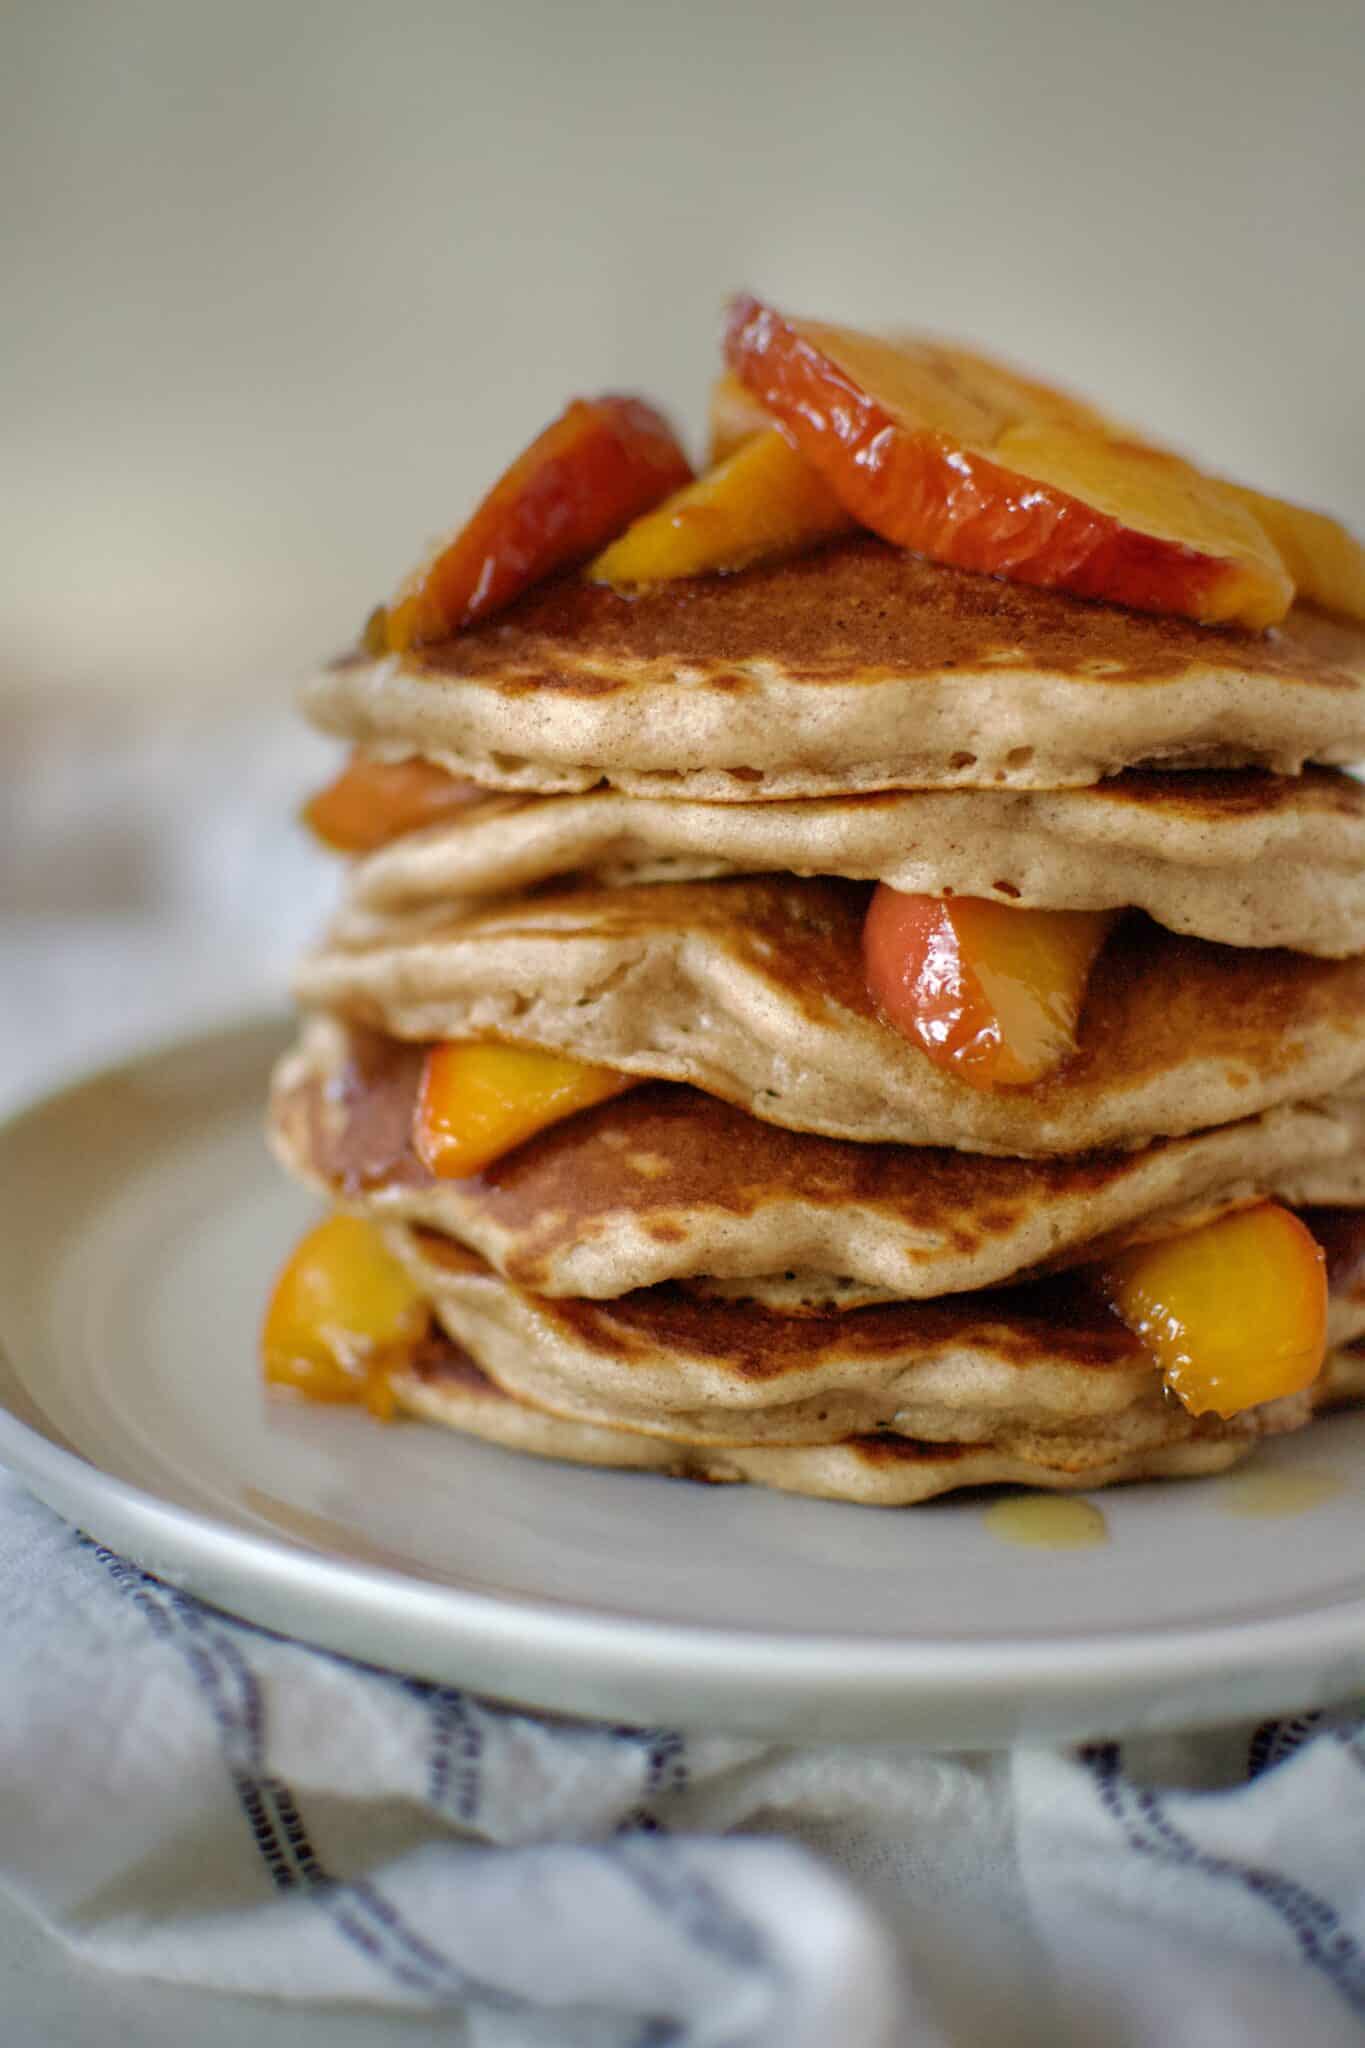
981;1494;1108;1550
1215;1469;1345;1518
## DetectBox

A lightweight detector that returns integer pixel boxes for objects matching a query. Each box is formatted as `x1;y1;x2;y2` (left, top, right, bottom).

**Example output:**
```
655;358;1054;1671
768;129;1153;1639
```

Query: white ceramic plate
2;1015;1365;1745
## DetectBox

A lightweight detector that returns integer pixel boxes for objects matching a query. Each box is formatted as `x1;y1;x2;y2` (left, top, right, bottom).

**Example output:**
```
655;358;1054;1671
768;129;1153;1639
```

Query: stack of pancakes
270;537;1365;1504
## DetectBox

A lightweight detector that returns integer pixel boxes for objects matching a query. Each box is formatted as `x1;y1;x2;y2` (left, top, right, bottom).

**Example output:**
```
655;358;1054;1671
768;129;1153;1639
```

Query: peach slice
589;428;854;585
990;422;1295;626
376;396;692;651
1223;485;1365;622
262;1213;428;1416
303;754;488;854
724;297;1294;627
920;340;1116;436
709;341;1109;467
863;887;1118;1089
415;1042;637;1179
1104;1202;1327;1418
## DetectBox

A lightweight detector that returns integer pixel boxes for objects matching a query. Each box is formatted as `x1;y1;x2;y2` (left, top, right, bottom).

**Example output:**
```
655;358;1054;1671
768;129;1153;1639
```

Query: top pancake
304;540;1365;801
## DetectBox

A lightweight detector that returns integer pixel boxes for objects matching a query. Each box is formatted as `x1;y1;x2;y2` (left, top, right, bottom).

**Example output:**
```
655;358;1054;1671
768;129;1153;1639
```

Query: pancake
292;877;1365;1155
702;1237;1365;1340
303;540;1365;801
386;1224;1363;1457
388;1331;1365;1506
334;767;1365;958
270;1018;1365;1302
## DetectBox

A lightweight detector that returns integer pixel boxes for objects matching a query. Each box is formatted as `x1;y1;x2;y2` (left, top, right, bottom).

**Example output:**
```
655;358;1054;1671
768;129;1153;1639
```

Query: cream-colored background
3;0;1362;701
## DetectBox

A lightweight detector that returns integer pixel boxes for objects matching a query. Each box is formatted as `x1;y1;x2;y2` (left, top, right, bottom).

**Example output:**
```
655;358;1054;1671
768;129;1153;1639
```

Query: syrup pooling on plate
981;1496;1109;1550
1215;1469;1346;1518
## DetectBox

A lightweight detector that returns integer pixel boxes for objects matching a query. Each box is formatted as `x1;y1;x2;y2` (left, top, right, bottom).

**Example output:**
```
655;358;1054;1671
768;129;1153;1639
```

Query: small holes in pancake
1005;746;1035;769
992;879;1022;899
948;751;977;770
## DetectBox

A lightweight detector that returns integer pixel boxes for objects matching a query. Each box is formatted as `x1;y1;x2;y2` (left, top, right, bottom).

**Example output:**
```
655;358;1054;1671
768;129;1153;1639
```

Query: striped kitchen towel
3;1474;1365;2046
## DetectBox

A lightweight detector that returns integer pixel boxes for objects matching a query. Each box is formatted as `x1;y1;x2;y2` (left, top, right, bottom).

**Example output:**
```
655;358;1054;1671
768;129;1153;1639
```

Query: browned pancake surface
409;1225;1143;1384
407;541;1360;699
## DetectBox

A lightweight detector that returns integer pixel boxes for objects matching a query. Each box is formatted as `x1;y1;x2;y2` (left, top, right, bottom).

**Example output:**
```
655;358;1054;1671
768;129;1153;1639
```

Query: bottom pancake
385;1221;1365;1464
387;1326;1365;1508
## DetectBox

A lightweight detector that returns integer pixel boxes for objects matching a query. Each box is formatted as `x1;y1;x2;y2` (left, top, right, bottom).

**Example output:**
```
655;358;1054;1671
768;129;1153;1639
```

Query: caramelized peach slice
921;340;1116;436
589;428;854;585
709;341;1110;466
303;754;488;854
262;1213;427;1416
863;888;1118;1089
990;423;1294;627
1223;485;1365;622
1104;1203;1327;1418
724;297;1293;627
415;1042;636;1179
376;396;692;651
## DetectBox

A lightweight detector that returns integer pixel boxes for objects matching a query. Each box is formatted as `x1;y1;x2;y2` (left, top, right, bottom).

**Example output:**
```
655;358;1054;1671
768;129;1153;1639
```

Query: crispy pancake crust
333;766;1365;958
270;1019;1365;1302
304;541;1365;799
293;878;1365;1154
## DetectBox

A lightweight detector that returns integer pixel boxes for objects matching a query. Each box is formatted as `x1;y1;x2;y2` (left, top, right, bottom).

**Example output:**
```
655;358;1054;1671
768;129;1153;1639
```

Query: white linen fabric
2;1477;1365;2046
2;691;1365;2046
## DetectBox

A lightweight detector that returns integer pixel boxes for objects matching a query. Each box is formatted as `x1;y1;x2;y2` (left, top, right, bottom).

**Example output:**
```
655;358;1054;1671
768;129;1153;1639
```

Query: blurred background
1;0;1363;1083
5;0;1363;701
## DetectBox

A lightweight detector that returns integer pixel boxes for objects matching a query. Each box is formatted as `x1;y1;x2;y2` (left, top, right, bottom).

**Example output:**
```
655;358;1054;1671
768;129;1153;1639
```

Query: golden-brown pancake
386;1223;1364;1457
303;540;1365;801
388;1329;1365;1506
270;1018;1365;1302
333;767;1365;958
292;877;1365;1154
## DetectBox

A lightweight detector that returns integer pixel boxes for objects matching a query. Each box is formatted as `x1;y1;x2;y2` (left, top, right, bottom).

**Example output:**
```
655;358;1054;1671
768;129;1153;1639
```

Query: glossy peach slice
1104;1203;1327;1417
724;297;1293;627
415;1042;636;1179
303;754;488;853
376;396;692;651
920;339;1116;435
262;1213;428;1416
589;428;854;585
863;888;1118;1089
709;340;1109;466
1223;485;1365;622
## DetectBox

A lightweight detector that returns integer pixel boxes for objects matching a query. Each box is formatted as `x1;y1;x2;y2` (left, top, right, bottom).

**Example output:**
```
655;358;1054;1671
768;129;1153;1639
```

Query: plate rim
2;1012;1364;1742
